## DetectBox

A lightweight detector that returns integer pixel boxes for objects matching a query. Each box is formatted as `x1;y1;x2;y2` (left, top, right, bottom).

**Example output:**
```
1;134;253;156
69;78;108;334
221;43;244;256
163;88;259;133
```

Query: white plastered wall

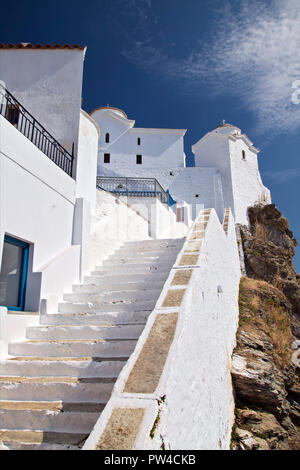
229;138;271;225
117;196;188;239
93;110;186;171
76;110;99;216
0;115;78;312
87;189;151;270
0;48;85;156
193;132;234;216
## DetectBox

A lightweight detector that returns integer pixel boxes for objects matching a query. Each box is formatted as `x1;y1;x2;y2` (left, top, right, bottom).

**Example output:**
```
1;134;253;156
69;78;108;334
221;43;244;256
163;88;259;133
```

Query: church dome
213;123;241;136
90;106;127;119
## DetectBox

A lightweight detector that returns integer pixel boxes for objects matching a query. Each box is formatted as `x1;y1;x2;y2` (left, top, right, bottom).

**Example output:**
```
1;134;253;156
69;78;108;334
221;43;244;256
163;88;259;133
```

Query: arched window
137;137;141;145
105;133;110;143
242;150;246;160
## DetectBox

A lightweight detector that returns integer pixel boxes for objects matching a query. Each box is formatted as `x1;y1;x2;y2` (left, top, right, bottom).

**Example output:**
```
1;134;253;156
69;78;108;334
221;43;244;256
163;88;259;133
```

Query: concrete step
0;429;87;449
0;358;126;378
40;311;151;325
123;238;184;248
0;236;183;451
63;289;161;304
99;262;174;271
0;376;114;401
72;280;164;294
109;248;178;257
8;339;137;358
0;402;102;433
84;271;169;285
26;324;145;341
58;299;156;314
91;264;171;275
103;253;178;266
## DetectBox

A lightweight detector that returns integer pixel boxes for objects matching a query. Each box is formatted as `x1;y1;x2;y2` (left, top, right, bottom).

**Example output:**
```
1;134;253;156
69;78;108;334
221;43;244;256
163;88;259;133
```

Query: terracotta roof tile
90;106;128;119
0;43;85;50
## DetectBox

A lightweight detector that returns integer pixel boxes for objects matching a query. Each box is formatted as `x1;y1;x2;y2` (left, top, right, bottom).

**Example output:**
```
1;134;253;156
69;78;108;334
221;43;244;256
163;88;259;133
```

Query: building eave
130;127;187;136
228;134;259;153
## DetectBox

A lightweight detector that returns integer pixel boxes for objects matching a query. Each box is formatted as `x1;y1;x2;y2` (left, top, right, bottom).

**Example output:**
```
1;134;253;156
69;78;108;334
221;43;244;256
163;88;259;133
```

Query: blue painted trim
3;235;29;311
4;235;29;249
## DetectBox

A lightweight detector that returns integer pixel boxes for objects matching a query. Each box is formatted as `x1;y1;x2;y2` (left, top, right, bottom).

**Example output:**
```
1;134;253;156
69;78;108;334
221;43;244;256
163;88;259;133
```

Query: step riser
63;290;161;303
102;256;178;267
26;325;145;341
8;340;136;358
91;265;171;275
113;244;181;252
72;281;164;294
0;441;79;450
0;360;125;378
40;311;151;325
0;409;100;434
58;300;156;314
0;382;113;401
123;240;183;248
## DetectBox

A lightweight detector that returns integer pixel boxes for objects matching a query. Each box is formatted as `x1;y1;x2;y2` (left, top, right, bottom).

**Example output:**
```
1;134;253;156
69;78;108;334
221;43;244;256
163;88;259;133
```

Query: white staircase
0;238;184;450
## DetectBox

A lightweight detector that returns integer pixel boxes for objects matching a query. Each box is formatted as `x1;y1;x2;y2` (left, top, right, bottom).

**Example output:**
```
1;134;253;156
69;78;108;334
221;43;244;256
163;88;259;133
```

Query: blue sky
2;0;300;270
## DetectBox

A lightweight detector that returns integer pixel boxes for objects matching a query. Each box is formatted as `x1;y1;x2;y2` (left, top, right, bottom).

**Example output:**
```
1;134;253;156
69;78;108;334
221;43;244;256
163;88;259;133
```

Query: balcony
0;85;74;177
96;176;170;204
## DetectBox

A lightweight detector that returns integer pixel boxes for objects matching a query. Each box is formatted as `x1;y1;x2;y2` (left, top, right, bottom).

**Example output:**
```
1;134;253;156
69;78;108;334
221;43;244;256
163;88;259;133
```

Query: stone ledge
123;313;178;394
96;407;145;450
161;289;186;307
171;269;193;286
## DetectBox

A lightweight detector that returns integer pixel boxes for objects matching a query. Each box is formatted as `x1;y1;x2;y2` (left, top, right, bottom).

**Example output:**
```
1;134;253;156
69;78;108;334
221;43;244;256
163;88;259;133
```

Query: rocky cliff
231;204;300;450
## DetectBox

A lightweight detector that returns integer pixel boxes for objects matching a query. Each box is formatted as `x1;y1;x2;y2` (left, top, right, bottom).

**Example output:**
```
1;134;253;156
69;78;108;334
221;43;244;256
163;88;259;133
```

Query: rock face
232;204;300;450
240;204;300;330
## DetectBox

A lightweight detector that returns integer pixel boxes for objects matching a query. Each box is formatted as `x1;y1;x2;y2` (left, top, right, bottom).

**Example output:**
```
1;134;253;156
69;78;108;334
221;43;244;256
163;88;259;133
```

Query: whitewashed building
94;108;271;224
0;43;99;314
0;43;271;451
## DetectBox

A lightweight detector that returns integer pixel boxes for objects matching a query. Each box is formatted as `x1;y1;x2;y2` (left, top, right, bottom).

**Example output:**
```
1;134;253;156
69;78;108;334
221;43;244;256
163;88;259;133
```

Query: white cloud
121;0;300;136
263;168;300;183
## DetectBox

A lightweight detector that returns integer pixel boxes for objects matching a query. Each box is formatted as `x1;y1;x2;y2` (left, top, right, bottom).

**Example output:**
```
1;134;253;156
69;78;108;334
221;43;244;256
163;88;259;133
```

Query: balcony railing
0;86;74;177
96;176;170;205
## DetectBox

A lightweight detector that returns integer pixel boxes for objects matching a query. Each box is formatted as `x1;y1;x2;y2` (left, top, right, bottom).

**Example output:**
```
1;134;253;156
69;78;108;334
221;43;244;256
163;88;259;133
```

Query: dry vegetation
238;277;292;367
254;222;271;243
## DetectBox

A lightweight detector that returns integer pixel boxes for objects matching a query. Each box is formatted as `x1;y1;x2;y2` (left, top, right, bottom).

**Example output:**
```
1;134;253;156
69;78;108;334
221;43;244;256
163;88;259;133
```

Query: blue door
0;235;29;311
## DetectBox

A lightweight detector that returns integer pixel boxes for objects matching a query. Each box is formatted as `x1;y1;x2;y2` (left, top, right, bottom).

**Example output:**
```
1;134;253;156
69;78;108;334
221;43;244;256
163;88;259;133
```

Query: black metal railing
96;176;169;205
0;85;74;177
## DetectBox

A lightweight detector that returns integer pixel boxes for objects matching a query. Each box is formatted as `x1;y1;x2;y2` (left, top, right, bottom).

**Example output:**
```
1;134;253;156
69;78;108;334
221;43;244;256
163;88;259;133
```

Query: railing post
71;142;75;177
30;118;35;143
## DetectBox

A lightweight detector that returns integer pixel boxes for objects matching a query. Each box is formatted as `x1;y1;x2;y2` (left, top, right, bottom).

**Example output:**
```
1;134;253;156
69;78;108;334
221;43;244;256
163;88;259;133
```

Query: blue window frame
0;235;29;311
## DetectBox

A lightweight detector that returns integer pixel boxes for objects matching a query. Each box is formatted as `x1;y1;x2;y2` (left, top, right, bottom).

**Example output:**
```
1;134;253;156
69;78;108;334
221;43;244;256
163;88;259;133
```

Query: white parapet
0;307;40;361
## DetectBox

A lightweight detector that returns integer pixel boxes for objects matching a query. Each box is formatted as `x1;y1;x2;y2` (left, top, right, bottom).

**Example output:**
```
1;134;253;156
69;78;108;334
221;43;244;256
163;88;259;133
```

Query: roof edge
90;106;128;119
0;43;86;50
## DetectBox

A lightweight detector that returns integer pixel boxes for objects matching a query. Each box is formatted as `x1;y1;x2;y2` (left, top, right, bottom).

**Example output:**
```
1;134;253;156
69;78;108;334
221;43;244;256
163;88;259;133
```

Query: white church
0;43;270;450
